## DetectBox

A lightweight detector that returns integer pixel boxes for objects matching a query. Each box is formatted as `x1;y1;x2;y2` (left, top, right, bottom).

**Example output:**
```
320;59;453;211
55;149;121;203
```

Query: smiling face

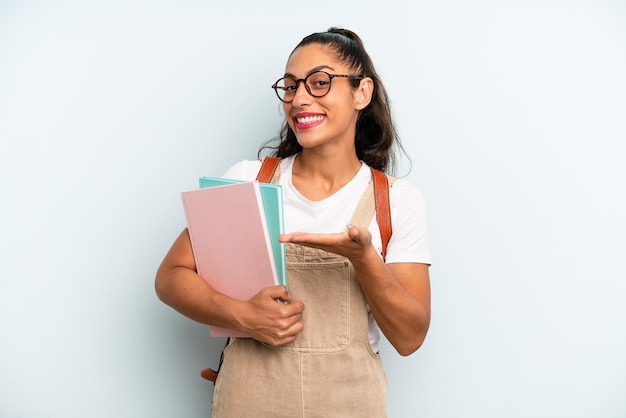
282;43;372;153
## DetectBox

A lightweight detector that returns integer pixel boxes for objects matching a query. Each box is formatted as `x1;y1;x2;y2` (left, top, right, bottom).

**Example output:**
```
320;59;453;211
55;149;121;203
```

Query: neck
292;149;362;201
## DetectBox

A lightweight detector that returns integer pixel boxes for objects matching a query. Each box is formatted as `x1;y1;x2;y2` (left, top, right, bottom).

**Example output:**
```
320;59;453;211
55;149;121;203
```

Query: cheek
283;103;294;126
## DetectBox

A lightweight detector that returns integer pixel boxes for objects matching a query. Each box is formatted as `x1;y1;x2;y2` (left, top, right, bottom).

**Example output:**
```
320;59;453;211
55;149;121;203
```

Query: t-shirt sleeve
220;159;263;181
384;179;432;265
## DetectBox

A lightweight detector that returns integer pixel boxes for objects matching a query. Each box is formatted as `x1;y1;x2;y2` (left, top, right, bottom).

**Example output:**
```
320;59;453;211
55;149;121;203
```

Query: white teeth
296;115;324;124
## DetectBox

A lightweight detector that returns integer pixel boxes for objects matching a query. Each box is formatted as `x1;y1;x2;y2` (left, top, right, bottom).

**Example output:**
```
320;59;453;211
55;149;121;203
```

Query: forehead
285;43;346;75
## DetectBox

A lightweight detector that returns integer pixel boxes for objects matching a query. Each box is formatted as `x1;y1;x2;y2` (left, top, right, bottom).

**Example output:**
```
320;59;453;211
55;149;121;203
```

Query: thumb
347;225;371;246
267;285;290;302
347;224;359;240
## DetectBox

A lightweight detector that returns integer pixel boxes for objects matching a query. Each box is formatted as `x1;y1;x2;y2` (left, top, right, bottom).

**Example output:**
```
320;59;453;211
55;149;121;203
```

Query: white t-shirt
221;155;431;352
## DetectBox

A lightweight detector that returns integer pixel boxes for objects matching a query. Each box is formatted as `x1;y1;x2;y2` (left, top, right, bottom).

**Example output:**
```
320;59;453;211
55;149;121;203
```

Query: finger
282;231;338;246
284;299;305;314
266;285;288;298
278;233;292;243
279;232;313;244
279;232;319;243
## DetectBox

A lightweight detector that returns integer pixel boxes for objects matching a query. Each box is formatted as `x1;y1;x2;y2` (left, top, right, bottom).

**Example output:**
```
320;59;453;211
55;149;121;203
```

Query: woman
156;27;431;417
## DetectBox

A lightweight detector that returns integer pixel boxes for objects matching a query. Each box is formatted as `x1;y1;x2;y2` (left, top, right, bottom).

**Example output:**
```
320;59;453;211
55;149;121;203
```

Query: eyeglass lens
274;71;332;101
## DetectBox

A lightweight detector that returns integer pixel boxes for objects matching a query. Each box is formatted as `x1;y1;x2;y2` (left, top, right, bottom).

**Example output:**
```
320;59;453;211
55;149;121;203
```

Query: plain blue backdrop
1;1;625;416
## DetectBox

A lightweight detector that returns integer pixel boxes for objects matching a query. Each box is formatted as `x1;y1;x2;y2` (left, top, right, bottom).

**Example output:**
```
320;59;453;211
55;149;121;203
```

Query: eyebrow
284;65;335;78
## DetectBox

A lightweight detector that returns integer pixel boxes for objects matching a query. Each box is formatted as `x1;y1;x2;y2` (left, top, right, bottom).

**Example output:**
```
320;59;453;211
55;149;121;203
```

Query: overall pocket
268;260;350;352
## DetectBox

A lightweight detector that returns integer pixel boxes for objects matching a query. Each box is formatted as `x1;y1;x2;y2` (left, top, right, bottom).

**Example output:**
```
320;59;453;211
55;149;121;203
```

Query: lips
293;112;325;130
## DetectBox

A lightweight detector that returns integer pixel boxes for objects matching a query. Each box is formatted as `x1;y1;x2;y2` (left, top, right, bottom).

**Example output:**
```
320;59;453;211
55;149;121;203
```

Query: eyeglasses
271;71;364;103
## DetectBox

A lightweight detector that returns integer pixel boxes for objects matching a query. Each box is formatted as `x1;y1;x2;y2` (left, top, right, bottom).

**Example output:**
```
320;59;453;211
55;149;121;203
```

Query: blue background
1;1;625;416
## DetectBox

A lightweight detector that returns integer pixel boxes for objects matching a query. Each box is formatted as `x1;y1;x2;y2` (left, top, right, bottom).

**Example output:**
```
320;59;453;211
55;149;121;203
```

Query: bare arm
155;229;305;346
280;226;430;356
351;244;430;356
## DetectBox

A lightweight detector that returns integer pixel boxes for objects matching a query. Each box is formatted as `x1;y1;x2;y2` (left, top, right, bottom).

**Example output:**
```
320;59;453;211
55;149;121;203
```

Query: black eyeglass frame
271;71;365;103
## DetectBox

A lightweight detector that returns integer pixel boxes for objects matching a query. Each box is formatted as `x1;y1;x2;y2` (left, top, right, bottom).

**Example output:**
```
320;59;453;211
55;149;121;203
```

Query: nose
291;80;312;106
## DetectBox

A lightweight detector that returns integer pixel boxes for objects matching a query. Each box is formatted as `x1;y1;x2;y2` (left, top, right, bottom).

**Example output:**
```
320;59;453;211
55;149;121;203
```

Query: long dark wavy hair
259;27;408;175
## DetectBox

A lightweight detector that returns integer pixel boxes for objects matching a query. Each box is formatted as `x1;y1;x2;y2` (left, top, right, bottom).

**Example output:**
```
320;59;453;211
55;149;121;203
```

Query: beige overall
211;177;389;418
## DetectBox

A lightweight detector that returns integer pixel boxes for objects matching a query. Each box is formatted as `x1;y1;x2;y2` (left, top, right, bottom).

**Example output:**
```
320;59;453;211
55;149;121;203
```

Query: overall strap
349;168;395;261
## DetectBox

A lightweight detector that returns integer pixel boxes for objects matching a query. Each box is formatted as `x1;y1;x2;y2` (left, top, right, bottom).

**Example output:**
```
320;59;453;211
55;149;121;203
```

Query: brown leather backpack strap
200;337;230;383
256;156;280;183
371;168;393;261
200;367;218;382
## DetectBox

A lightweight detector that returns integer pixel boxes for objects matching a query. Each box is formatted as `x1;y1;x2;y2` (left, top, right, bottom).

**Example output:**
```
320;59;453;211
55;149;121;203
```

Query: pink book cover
181;181;278;337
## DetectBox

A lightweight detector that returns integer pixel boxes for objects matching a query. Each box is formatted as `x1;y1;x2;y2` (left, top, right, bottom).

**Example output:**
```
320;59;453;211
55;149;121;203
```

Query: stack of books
181;177;286;337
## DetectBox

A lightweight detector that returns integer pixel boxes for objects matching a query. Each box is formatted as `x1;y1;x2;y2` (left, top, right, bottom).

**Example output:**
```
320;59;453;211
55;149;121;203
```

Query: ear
354;77;374;110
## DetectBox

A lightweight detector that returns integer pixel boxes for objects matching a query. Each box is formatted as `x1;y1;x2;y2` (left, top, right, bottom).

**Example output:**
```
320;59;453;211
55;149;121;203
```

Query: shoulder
362;163;426;211
389;178;426;209
385;177;431;264
221;156;296;182
388;178;428;230
220;159;263;181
